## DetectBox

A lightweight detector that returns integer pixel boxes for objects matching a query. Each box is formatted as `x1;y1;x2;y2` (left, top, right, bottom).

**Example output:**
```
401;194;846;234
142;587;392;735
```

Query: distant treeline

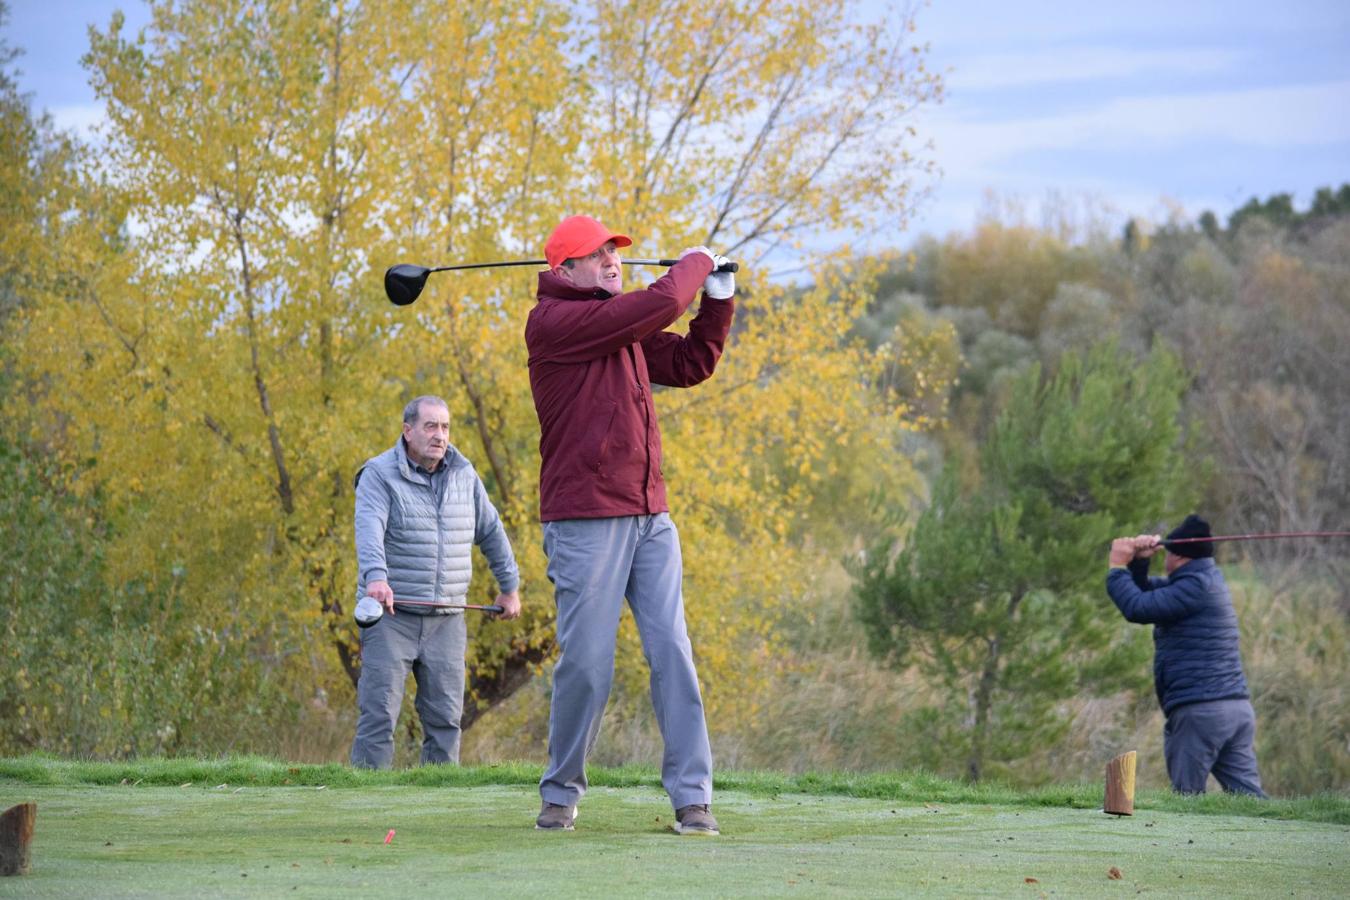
856;184;1350;562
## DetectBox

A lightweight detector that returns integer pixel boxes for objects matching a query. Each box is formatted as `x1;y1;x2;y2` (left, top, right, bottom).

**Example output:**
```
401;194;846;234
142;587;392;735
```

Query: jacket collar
1171;556;1216;577
395;438;465;480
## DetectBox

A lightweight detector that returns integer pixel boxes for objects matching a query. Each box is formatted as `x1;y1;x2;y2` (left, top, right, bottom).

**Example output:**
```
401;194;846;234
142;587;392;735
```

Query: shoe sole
672;823;720;836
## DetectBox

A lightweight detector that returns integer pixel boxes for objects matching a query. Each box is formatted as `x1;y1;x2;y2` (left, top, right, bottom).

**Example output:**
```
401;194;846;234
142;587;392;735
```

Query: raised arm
642;294;734;387
527;253;714;364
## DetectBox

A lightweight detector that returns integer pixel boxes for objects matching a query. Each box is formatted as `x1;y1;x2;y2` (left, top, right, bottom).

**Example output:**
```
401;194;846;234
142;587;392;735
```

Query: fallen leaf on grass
1108;867;1123;880
1024;877;1039;884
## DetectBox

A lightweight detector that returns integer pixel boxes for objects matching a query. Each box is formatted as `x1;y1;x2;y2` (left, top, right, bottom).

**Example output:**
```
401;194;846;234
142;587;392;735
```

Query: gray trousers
350;610;467;768
539;513;713;810
1164;698;1266;796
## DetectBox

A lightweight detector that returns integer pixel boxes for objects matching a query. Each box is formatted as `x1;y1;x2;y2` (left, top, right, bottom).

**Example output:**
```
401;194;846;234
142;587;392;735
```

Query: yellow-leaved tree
4;0;944;758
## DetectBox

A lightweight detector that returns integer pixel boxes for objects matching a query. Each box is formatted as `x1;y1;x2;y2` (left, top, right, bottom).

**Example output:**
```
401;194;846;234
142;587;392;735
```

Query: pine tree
854;341;1200;781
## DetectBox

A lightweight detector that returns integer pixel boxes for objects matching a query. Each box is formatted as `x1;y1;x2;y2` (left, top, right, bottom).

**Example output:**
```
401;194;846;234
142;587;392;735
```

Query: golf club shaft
1164;530;1350;544
392;598;504;613
427;258;739;273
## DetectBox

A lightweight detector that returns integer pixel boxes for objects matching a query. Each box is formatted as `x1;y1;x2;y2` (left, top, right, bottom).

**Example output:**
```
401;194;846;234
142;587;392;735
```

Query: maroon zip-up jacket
525;253;734;522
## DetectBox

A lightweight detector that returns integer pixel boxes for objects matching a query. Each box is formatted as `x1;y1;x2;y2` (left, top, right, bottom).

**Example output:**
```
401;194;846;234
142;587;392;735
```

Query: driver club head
354;595;384;628
384;264;431;306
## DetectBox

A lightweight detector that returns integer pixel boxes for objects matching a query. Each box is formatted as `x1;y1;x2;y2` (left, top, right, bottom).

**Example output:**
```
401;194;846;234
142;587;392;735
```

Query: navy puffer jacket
1106;557;1250;715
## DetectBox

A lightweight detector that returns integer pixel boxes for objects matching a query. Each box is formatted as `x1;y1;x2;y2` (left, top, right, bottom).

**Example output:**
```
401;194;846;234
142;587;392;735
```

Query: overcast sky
5;0;1348;244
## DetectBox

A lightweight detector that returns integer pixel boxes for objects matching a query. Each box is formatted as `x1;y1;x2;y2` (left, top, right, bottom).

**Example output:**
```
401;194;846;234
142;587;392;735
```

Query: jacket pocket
583;402;619;473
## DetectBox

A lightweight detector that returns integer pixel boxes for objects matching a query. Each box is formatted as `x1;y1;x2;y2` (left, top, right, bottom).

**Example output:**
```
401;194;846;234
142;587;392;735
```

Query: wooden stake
0;802;36;876
1104;751;1137;816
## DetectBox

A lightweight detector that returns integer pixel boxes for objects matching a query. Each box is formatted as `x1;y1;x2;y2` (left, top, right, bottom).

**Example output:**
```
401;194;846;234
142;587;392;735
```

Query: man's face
402;401;450;469
559;241;622;294
1164;551;1185;575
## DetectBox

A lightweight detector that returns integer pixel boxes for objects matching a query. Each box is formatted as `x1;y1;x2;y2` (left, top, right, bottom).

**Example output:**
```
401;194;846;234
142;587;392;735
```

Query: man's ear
553;264;574;283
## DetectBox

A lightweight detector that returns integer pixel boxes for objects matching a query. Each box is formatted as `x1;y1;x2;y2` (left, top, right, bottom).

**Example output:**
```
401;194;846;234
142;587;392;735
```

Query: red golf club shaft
1164;530;1350;544
391;598;504;613
426;257;738;273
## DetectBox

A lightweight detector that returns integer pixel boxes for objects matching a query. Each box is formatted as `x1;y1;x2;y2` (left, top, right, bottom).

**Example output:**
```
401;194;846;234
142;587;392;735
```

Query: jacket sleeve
642;295;734;387
354;464;391;586
1107;565;1206;625
1126;556;1170;591
527;254;713;363
473;476;520;594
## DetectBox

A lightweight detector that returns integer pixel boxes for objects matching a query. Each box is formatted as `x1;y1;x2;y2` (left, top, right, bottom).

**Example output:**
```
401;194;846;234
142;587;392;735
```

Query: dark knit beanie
1163;514;1214;558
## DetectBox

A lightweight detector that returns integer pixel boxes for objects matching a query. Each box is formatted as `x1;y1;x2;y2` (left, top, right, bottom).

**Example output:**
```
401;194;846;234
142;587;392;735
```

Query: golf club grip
652;258;739;273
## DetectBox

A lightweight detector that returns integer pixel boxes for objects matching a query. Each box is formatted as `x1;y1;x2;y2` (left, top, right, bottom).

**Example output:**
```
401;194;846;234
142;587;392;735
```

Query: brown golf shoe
673;804;720;835
535;801;577;831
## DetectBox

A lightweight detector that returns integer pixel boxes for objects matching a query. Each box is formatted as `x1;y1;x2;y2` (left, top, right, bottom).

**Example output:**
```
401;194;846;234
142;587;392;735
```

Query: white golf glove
704;255;735;300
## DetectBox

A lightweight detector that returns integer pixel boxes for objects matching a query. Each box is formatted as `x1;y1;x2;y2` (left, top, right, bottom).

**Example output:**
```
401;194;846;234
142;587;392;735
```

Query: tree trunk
0;802;35;876
967;637;1002;782
461;641;554;731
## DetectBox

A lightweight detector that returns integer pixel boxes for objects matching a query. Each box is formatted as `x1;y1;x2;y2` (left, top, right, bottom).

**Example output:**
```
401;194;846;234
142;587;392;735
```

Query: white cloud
948;47;1241;91
914;0;1343;47
923;80;1350;176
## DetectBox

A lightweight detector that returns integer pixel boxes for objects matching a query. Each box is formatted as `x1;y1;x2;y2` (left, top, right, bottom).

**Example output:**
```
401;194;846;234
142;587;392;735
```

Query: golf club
354;595;505;628
384;257;740;306
1163;530;1350;546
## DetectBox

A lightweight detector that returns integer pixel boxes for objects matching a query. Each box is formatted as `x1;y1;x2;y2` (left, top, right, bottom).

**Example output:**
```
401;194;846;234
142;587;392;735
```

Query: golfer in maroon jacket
527;215;735;835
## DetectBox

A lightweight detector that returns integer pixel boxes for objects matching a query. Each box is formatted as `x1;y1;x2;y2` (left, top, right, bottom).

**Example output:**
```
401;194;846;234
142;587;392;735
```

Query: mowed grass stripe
1;782;1346;898
3;754;1346;823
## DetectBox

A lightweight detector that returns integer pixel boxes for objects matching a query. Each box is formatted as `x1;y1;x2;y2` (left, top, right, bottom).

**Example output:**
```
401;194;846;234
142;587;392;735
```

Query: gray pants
350;610;467;768
1164;698;1266;796
539;513;713;810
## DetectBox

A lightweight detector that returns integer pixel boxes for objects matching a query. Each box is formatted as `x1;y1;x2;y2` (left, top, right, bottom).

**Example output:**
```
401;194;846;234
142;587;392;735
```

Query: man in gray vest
350;395;521;768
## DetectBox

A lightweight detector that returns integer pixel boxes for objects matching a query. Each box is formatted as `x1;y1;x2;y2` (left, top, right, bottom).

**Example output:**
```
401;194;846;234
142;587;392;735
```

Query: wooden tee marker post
1104;751;1137;816
0;802;36;876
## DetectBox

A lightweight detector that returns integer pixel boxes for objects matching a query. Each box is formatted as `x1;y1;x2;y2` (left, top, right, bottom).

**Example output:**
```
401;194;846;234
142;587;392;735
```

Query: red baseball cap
544;215;632;269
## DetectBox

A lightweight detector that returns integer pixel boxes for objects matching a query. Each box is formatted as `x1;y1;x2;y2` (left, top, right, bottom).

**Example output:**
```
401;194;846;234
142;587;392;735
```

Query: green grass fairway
2;762;1346;897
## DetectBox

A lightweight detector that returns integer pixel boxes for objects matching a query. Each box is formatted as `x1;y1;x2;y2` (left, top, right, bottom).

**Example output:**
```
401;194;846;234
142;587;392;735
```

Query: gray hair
403;395;449;425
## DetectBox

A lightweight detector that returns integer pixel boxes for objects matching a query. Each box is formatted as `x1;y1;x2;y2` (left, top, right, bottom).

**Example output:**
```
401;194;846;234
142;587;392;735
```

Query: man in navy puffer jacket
1106;515;1265;796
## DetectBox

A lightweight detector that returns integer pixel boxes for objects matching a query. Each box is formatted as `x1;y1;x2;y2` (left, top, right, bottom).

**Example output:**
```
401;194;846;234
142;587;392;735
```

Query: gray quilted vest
354;441;479;614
